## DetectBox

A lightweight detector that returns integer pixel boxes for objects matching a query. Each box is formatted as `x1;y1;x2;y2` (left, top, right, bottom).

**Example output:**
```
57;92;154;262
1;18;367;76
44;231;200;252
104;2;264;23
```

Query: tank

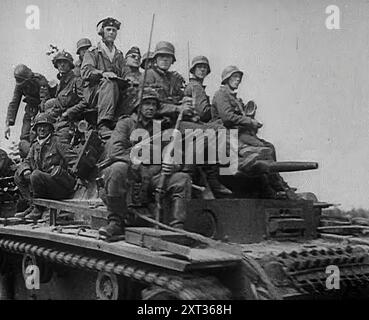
0;130;369;300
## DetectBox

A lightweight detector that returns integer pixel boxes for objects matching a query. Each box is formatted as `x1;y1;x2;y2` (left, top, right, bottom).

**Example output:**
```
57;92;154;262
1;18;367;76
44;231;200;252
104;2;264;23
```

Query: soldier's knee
169;172;192;193
30;170;45;184
109;162;129;176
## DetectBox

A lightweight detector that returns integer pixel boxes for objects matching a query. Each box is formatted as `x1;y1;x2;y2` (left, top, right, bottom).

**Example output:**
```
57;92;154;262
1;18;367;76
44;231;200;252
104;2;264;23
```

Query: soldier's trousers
84;79;119;127
103;162;191;224
14;169;75;201
18;104;38;158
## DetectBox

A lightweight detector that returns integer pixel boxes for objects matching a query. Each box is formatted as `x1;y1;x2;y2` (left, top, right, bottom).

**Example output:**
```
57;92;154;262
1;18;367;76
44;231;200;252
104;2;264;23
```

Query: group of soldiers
4;17;296;239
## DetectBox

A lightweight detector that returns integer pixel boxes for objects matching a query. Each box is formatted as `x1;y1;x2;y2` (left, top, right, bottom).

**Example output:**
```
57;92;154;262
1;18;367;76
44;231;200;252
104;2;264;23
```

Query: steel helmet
52;50;74;69
140;51;154;68
221;65;244;85
190;56;211;75
76;38;92;54
133;87;160;111
32;113;55;131
153;41;176;62
14;64;34;85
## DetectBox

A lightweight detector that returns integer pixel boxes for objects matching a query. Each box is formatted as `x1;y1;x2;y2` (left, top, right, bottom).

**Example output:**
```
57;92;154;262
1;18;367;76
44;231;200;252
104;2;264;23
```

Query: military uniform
6;72;51;157
144;67;185;104
74;59;83;78
184;78;212;122
81;41;126;127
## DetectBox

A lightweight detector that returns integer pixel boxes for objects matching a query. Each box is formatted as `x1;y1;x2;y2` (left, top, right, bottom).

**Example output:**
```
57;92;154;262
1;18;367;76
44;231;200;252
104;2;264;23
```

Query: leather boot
25;205;44;220
204;166;232;198
169;198;187;230
99;196;126;238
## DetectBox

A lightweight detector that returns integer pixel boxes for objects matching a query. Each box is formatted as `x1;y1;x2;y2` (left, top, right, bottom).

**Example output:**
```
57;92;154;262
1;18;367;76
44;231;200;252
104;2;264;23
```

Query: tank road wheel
142;286;180;300
96;272;124;300
21;253;53;285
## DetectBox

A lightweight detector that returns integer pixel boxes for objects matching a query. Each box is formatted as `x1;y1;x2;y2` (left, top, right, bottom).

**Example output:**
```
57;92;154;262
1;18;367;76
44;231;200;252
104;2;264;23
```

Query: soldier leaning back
5;65;51;158
81;17;127;134
99;88;192;239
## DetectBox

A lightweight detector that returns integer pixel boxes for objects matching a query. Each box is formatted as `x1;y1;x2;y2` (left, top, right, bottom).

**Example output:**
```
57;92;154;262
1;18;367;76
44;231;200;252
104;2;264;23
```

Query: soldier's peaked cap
97;17;121;30
126;46;141;58
190;56;211;75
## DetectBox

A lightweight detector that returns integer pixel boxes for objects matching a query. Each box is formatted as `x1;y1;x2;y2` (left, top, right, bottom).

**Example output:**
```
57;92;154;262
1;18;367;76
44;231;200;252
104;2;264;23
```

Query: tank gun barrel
255;161;318;173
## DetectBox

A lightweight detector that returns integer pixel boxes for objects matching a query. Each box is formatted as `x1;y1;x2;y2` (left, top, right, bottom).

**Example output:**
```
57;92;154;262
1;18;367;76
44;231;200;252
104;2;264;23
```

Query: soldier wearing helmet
183;56;232;197
46;50;88;144
81;17;127;135
99;87;192;239
14;113;77;220
5;64;52;158
143;41;185;105
212;66;298;199
74;38;92;77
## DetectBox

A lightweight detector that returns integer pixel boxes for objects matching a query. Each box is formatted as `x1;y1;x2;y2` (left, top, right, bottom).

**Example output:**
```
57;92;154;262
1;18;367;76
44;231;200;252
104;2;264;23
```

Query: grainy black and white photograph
0;0;368;305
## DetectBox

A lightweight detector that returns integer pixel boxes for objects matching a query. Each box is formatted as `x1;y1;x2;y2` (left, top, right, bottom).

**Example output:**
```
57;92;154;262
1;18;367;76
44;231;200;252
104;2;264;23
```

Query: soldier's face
194;64;209;80
79;48;88;60
103;27;117;42
126;54;141;68
227;73;242;90
140;99;158;120
57;60;72;74
36;124;52;139
156;54;173;71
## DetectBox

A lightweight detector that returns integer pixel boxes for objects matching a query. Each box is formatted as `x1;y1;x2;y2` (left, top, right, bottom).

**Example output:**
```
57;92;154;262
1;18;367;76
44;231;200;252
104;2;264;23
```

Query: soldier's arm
81;50;103;82
213;91;255;129
56;140;78;169
190;84;212;122
106;118;132;161
63;77;89;120
6;85;23;126
18;145;34;175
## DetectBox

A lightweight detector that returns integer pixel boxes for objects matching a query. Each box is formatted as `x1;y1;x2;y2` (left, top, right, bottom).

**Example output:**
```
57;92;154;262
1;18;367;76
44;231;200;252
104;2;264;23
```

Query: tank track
261;245;369;296
0;237;231;300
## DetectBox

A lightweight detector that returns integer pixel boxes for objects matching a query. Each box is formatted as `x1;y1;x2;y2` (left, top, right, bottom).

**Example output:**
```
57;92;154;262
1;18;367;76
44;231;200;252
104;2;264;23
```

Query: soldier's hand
4;126;10;140
102;72;117;79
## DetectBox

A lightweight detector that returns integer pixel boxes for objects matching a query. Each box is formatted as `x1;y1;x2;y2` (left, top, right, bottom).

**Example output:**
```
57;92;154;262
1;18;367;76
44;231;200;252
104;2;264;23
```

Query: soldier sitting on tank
117;46;143;117
5;65;52;159
99;88;192;239
184;55;232;197
44;50;88;144
212;66;297;199
81;17;127;137
14;113;77;220
74;38;92;77
143;41;186;106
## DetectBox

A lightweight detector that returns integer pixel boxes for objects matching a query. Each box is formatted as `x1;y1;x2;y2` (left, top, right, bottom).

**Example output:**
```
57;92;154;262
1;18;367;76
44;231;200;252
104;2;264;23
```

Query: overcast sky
0;0;368;210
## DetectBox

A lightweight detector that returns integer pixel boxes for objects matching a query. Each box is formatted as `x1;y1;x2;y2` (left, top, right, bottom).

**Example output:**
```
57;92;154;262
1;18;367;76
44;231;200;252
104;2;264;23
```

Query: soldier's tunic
6;73;51;156
184;78;212;122
212;85;276;173
103;113;191;224
15;134;77;201
81;42;126;126
117;68;142;117
45;70;88;143
143;67;185;105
